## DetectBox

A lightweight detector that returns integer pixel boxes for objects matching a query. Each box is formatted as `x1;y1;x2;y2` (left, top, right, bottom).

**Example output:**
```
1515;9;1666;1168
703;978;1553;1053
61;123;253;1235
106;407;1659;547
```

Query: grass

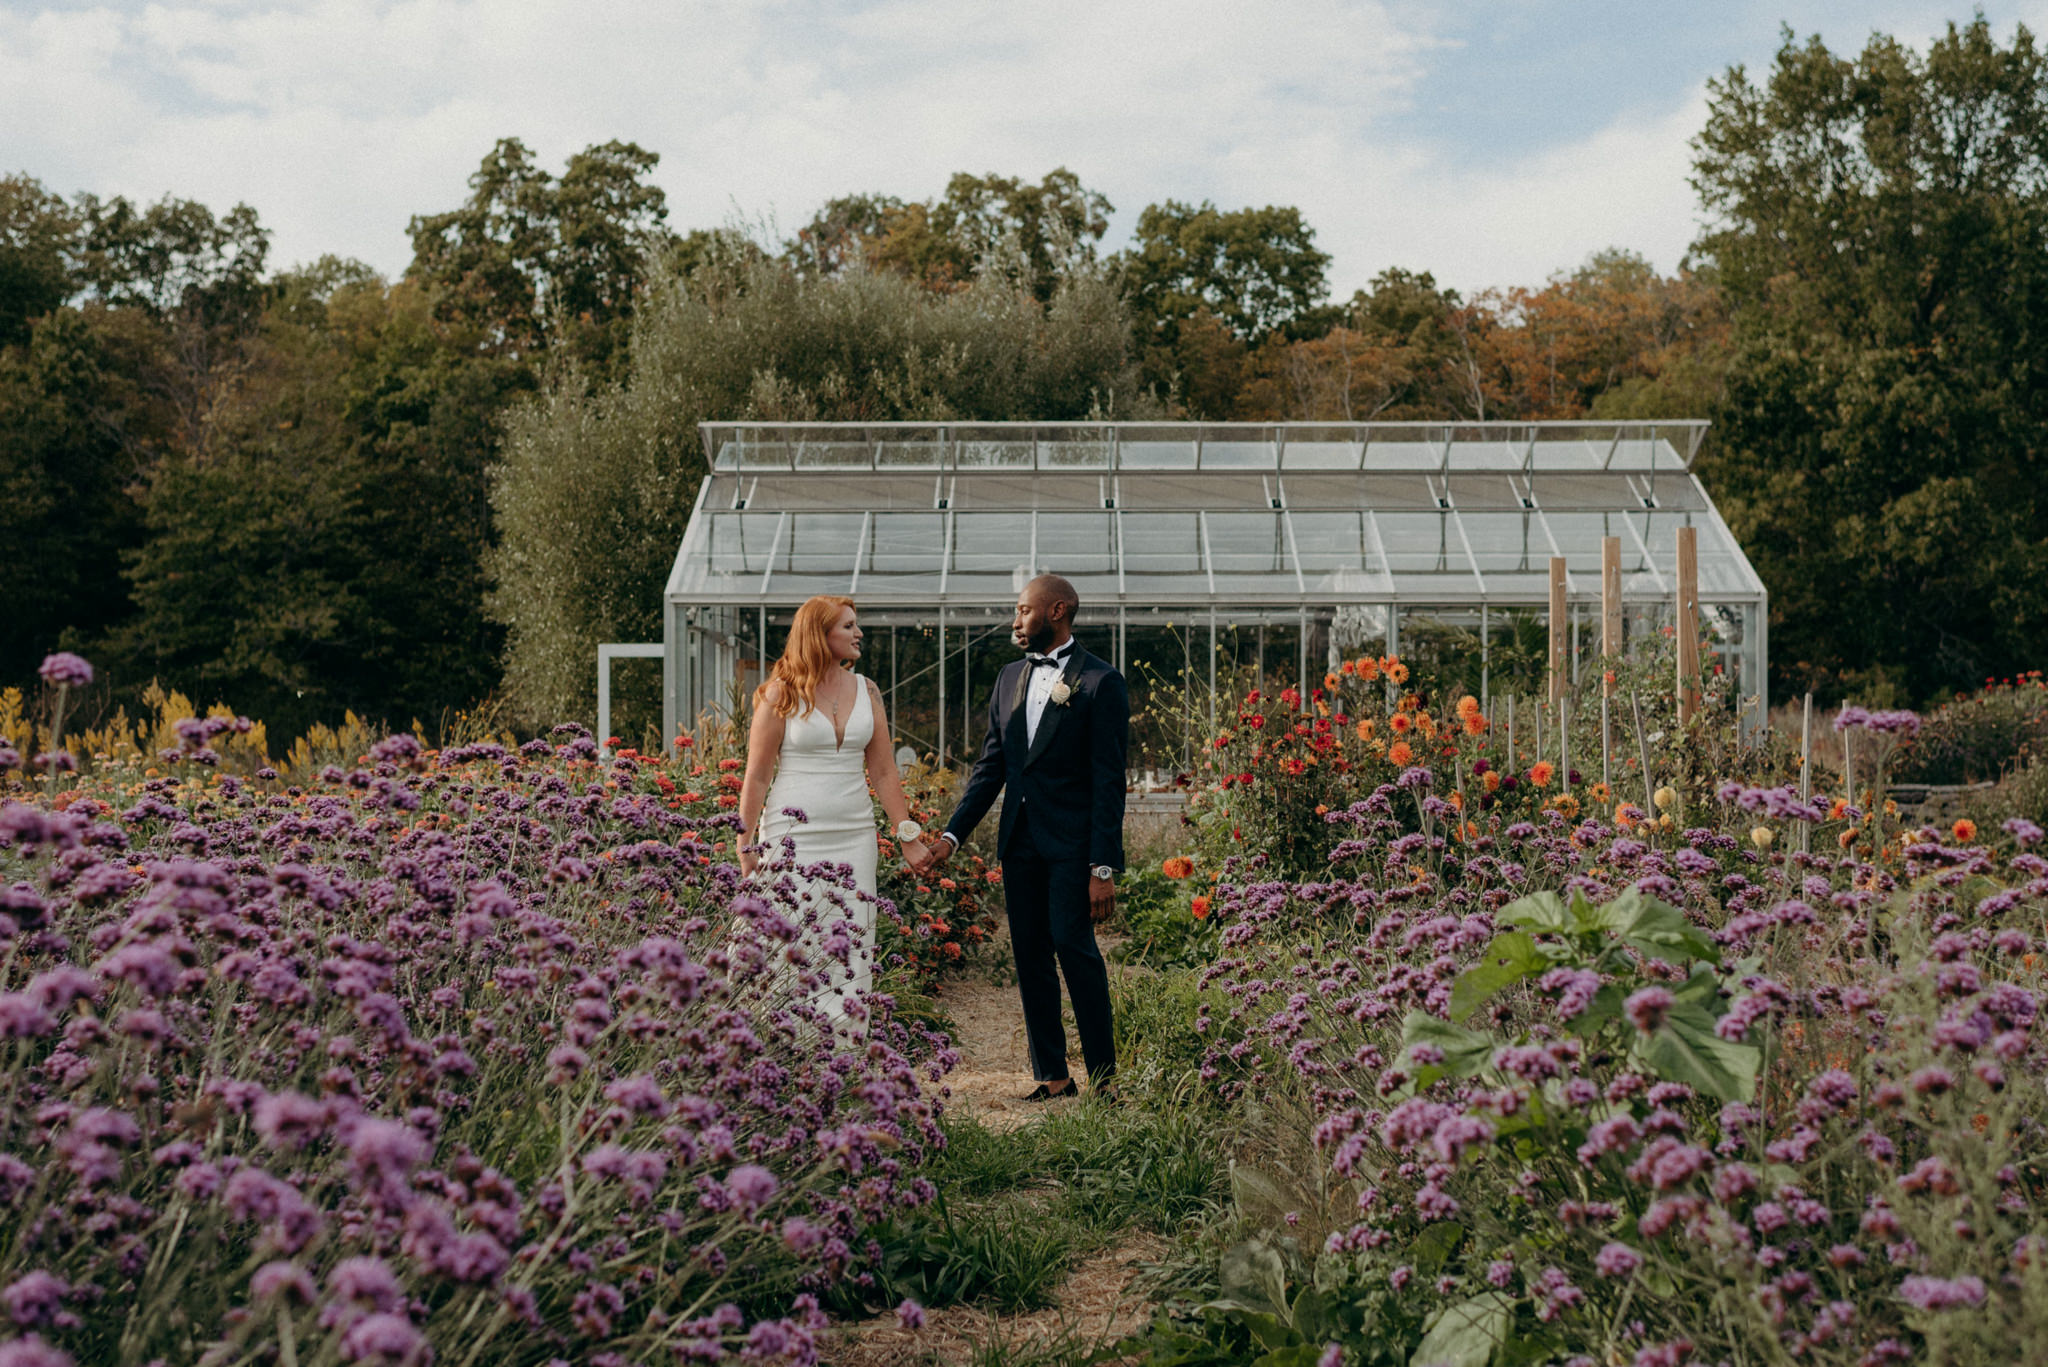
866;1080;1230;1325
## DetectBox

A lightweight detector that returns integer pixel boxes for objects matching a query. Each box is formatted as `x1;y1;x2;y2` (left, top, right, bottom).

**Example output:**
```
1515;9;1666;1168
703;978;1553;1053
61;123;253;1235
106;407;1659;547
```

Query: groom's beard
1016;625;1057;653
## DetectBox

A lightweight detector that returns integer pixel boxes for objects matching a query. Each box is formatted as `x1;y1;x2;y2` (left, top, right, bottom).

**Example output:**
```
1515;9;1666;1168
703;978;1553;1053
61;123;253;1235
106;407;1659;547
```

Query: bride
738;595;923;1026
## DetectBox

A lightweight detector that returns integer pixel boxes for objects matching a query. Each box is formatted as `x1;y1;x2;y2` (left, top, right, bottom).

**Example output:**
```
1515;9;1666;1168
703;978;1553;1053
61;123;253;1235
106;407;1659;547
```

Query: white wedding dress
758;675;879;1023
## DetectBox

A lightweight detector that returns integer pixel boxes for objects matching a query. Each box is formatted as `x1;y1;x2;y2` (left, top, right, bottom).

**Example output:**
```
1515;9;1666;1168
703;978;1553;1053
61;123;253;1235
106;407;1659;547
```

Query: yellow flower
1653;785;1678;811
1750;826;1774;849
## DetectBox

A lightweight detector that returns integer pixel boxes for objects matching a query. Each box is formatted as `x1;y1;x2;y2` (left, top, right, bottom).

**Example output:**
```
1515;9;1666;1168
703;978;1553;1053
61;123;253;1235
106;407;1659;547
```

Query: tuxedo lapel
1021;650;1085;771
1004;662;1030;756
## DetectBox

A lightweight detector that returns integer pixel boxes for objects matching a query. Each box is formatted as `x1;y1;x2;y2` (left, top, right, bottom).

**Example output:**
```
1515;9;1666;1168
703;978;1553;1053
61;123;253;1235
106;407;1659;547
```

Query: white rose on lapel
1048;679;1074;707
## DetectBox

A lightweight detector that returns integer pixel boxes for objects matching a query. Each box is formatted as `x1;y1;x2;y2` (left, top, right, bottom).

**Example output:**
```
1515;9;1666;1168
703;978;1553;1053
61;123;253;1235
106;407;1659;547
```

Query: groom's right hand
920;835;952;869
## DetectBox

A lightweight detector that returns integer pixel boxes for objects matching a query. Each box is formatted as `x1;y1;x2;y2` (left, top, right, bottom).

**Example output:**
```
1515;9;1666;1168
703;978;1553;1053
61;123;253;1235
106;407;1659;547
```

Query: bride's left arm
861;678;915;835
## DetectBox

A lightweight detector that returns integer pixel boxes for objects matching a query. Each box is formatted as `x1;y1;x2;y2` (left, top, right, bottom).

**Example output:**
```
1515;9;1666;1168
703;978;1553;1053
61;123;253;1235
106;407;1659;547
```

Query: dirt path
833;936;1163;1364
927;933;1128;1127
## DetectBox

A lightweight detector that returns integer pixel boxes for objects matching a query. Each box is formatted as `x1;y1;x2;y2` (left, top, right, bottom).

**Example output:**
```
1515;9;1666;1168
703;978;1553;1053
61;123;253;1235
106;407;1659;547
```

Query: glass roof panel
876;439;944;469
1199;440;1274;468
1365;441;1439;469
1043;440;1111;469
792;441;873;470
1035;510;1118;575
951;474;1100;509
1280;440;1361;470
1121;512;1203;575
953;440;1034;470
1444;440;1526;471
949;513;1033;575
1120;473;1268;510
867;512;946;574
1445;474;1526;510
1205;512;1293;573
1118;440;1195;469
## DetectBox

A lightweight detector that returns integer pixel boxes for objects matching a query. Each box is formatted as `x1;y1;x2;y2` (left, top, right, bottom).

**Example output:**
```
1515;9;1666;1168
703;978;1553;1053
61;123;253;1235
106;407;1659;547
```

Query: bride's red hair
757;595;856;720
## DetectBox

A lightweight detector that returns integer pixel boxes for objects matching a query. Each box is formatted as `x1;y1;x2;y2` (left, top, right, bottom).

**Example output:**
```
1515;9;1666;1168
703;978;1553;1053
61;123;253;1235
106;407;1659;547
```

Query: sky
4;0;2044;297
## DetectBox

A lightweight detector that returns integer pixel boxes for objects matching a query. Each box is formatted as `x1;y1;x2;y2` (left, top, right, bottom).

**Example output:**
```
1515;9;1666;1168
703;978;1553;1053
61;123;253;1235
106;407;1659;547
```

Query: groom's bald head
1026;574;1079;623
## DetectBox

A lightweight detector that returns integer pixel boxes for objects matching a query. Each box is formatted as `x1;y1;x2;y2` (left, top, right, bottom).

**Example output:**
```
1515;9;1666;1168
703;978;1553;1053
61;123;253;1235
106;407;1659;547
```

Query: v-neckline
826;674;863;752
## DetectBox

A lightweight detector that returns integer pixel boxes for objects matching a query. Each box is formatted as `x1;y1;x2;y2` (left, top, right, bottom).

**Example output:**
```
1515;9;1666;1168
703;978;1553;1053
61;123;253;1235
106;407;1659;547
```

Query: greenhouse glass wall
657;422;1766;771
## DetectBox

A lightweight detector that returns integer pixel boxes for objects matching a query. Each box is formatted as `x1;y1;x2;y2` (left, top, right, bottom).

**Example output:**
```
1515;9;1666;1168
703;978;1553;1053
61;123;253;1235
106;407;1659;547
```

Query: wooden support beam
1676;525;1700;725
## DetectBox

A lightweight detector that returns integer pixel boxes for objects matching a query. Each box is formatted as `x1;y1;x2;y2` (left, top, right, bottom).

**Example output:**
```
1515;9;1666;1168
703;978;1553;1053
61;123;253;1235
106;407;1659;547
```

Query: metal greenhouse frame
643;421;1766;769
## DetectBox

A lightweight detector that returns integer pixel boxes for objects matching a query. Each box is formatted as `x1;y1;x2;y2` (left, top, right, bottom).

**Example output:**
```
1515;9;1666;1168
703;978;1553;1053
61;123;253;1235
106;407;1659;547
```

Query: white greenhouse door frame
598;643;665;757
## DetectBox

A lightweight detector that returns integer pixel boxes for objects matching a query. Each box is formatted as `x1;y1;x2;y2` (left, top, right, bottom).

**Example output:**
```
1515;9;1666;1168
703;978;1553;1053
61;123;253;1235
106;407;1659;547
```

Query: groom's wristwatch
1092;865;1116;881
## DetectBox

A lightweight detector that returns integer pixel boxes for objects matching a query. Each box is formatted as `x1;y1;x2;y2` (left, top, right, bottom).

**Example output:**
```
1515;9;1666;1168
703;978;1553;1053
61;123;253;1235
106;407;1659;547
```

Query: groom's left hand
1088;874;1115;923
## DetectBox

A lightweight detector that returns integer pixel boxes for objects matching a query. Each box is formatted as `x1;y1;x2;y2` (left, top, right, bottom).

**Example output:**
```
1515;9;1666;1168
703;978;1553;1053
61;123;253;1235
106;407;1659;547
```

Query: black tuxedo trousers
1003;806;1117;1083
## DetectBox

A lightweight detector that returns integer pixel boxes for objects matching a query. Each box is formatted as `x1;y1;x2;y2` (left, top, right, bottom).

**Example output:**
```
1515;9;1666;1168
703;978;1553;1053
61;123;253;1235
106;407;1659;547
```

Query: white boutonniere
1048;679;1074;707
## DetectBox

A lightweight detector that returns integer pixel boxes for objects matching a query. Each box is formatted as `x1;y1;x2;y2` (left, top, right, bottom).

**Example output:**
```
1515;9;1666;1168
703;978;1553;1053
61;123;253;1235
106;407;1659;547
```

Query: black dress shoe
1022;1080;1077;1102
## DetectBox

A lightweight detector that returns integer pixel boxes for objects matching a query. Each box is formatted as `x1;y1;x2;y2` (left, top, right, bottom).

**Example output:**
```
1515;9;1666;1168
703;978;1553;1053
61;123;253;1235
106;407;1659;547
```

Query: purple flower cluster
0;732;959;1364
1196;779;2048;1365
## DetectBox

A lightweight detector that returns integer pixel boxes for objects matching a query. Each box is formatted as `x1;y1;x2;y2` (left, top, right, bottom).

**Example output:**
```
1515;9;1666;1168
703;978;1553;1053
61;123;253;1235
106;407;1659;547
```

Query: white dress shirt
1024;640;1076;746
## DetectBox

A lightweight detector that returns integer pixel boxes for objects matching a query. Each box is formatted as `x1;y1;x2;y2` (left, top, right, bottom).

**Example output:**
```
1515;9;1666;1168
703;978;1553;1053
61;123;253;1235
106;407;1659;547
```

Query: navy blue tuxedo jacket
943;647;1128;870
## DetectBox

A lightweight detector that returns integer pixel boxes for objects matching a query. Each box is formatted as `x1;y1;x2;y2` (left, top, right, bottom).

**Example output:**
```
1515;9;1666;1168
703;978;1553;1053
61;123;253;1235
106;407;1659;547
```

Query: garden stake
1507;694;1515;772
1630;686;1656;815
1800;692;1813;855
1561;695;1571;796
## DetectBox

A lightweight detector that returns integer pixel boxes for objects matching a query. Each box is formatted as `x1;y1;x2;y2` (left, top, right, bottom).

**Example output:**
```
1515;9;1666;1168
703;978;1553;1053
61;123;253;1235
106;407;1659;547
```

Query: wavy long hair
756;595;856;720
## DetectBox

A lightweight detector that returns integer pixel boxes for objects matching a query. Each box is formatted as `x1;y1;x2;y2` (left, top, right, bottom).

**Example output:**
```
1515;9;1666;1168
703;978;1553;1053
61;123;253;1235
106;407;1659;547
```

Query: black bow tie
1025;649;1071;670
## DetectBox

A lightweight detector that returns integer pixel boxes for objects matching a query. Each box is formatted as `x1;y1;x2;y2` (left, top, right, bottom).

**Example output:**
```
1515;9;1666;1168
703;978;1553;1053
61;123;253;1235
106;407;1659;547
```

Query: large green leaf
1216;1239;1289;1318
1410;1291;1513;1367
1588;887;1720;966
1496;891;1574;936
1410;1221;1466;1276
1631;995;1760;1101
1399;1011;1497;1087
1448;931;1553;1021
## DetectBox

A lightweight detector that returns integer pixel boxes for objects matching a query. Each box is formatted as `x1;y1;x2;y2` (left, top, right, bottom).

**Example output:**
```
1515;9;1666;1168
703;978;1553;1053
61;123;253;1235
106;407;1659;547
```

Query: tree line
5;16;2045;734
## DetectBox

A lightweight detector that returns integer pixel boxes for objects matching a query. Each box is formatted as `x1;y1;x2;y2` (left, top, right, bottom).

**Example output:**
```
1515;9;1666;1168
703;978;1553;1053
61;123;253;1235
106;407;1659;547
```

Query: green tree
0;306;168;684
0;174;79;349
488;256;1147;724
785;169;1113;299
108;267;527;736
407;137;672;375
1693;17;2048;702
1122;200;1333;346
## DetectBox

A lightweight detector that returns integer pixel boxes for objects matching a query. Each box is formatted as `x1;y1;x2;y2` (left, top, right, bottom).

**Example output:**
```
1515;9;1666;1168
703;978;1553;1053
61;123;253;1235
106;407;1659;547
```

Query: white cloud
0;0;1976;298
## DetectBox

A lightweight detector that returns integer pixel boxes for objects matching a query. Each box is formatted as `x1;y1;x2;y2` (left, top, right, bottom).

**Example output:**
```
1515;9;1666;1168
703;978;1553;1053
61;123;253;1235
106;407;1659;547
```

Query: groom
914;573;1127;1101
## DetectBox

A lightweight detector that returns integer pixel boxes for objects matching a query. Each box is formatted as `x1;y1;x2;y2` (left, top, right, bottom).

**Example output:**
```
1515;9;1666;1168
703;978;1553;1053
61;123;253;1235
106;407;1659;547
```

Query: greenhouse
649;421;1766;769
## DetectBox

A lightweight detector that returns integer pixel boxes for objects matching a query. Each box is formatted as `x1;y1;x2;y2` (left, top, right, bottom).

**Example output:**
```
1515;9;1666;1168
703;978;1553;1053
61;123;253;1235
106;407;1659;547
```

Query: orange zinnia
1456;695;1481;718
1356;657;1381;681
1324;672;1341;691
1463;714;1487;736
1389;713;1412;733
1952;818;1978;844
1355;719;1375;741
1529;761;1555;788
1388;740;1414;766
1191;894;1212;920
1162;855;1196;879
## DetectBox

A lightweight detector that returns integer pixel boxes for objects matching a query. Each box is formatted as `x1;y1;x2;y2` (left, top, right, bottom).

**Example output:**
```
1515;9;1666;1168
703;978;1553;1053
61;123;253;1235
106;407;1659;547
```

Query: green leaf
1588;887;1720;966
1251;1347;1325;1367
1410;1221;1466;1276
1496;891;1572;935
1410;1291;1513;1367
1631;997;1761;1101
1217;1239;1289;1318
1289;1286;1337;1343
1399;1011;1496;1086
1448;931;1552;1021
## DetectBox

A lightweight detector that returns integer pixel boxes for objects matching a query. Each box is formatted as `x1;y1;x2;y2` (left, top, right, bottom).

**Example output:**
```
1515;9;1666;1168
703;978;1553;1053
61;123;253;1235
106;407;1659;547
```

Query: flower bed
1130;764;2048;1365
0;724;959;1365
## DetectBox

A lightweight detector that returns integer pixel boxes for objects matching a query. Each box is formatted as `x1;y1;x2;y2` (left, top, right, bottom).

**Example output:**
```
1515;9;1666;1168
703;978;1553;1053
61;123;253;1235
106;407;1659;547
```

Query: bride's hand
739;847;759;878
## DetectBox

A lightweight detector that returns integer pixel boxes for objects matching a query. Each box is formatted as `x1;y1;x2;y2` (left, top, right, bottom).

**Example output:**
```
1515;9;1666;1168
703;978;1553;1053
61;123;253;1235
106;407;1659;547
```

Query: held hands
903;834;949;876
